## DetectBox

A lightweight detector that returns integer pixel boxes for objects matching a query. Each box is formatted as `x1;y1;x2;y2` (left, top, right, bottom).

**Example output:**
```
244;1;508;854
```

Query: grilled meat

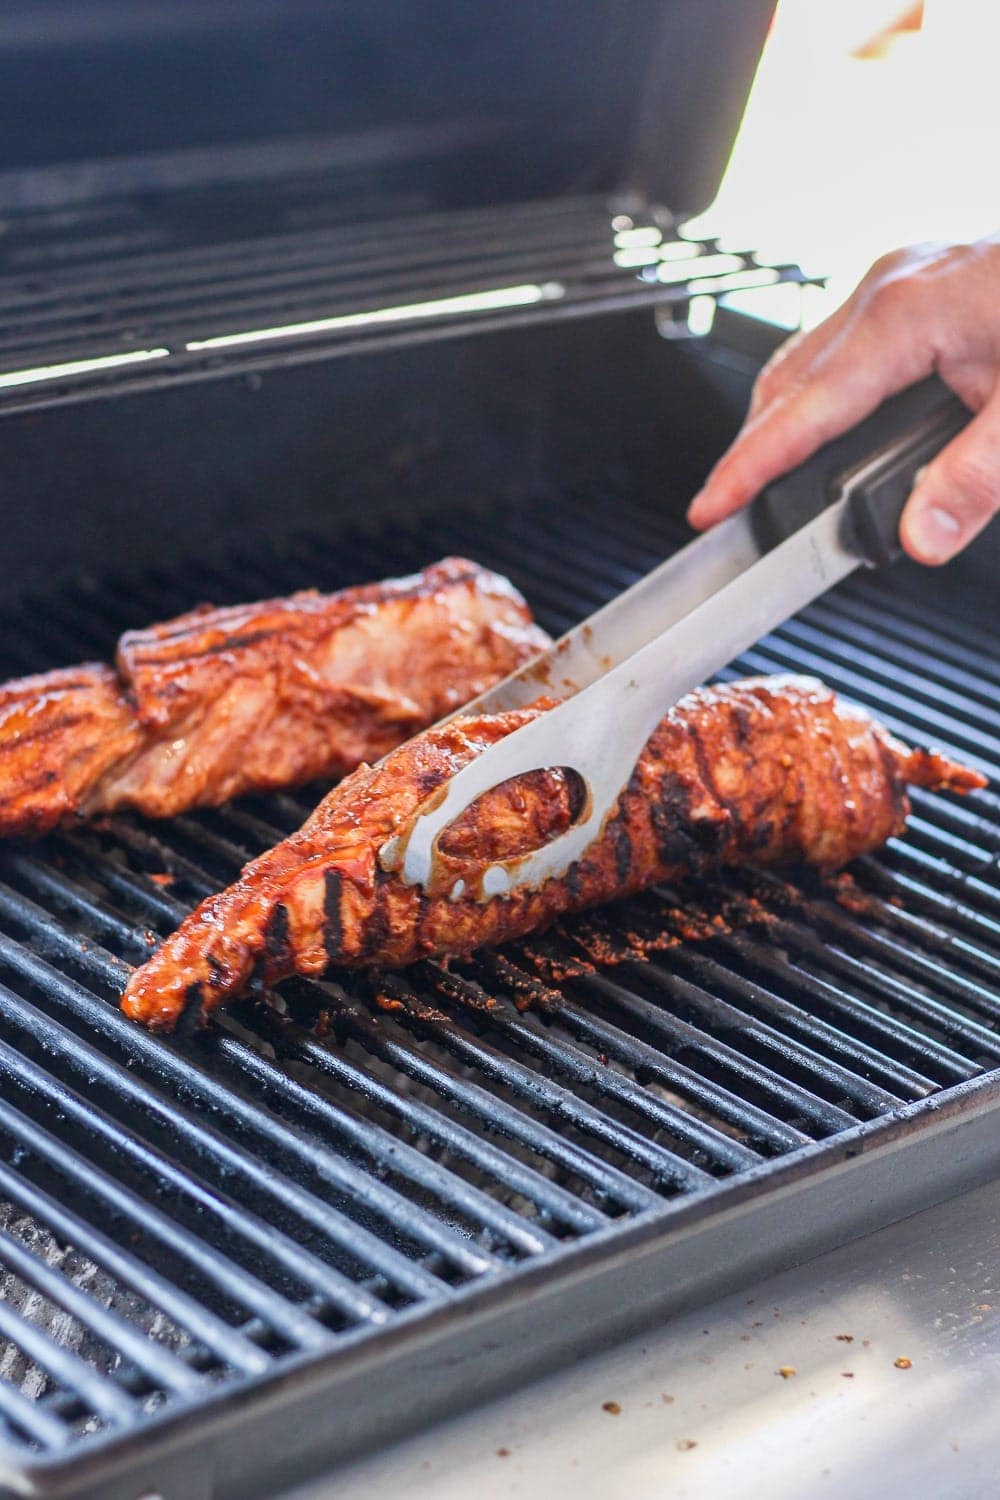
121;674;985;1031
0;560;548;838
0;666;144;840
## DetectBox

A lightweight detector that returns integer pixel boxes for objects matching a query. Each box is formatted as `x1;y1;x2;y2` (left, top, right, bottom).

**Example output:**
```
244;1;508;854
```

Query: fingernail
909;503;962;562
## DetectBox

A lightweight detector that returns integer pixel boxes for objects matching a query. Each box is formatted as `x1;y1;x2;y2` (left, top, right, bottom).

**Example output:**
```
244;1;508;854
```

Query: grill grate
0;490;997;1497
0;192;814;413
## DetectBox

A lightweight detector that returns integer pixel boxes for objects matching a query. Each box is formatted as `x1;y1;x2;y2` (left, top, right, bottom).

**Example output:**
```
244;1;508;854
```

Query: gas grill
0;5;998;1500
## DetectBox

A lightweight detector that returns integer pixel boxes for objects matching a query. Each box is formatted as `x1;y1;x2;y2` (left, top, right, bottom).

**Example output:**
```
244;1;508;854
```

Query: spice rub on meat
121;674;985;1031
0;559;549;838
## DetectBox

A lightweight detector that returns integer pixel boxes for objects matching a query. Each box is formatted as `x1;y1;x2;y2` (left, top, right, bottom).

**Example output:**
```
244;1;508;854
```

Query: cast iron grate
0;491;997;1481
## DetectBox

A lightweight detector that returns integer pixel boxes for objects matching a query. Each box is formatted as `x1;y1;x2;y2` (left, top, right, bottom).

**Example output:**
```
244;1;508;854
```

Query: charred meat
122;674;985;1031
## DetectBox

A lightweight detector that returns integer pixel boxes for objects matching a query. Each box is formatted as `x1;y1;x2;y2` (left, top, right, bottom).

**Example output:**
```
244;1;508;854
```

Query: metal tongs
381;376;970;901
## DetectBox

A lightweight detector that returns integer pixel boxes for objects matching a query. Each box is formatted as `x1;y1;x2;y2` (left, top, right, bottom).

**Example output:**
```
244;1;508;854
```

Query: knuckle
935;241;979;275
867;246;911;281
866;273;913;321
752;333;811;407
860;239;983;310
751;365;780;406
858;242;955;317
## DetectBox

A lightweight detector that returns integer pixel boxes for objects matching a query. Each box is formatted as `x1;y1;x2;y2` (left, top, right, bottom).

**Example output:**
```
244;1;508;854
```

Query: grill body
0;438;997;1498
0;7;998;1496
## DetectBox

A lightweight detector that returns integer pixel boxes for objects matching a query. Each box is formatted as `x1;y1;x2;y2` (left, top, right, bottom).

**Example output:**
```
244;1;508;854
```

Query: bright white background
688;0;1000;326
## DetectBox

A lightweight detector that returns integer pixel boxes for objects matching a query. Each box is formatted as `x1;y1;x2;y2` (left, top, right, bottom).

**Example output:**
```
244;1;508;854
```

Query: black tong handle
751;374;971;567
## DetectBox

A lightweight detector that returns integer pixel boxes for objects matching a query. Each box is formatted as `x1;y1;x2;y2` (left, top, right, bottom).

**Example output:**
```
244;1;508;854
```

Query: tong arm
381;499;857;898
381;376;970;901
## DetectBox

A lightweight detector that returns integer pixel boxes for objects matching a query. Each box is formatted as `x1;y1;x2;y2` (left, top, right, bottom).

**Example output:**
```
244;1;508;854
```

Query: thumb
899;386;1000;565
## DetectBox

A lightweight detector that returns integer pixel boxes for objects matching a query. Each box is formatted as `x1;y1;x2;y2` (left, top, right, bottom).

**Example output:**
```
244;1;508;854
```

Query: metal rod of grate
0;193;815;412
0;491;996;1480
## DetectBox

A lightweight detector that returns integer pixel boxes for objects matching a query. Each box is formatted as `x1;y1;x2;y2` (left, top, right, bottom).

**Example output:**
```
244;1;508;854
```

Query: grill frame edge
9;1070;1000;1500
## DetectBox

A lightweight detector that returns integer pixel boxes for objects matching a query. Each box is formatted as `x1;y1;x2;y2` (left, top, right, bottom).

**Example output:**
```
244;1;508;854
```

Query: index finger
687;313;933;531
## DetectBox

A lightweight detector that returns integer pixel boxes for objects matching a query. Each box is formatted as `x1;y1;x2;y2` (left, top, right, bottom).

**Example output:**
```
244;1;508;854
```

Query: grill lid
0;2;790;415
0;1;773;221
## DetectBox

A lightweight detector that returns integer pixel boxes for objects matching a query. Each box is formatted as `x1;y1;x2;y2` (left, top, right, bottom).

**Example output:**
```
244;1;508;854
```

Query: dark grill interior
0;489;997;1480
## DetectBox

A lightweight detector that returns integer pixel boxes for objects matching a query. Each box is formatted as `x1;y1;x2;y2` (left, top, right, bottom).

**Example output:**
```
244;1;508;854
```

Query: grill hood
0;0;772;221
0;1;798;601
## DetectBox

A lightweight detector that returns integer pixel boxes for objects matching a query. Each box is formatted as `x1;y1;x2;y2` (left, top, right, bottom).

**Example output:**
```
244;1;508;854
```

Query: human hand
687;236;1000;564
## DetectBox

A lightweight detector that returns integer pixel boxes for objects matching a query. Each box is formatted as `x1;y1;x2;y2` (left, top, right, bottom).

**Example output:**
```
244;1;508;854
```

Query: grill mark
687;719;739;837
414;887;431;954
608;814;633;884
0;711;97;750
5;659;108;680
650;775;704;868
360;871;393;961
122;593;320;647
323;869;344;961
730;701;753;746
264;902;291;970
565;769;587;825
175;984;207;1040
414;765;449;800
0;672;106;699
0;768;61;797
131;626;287;666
